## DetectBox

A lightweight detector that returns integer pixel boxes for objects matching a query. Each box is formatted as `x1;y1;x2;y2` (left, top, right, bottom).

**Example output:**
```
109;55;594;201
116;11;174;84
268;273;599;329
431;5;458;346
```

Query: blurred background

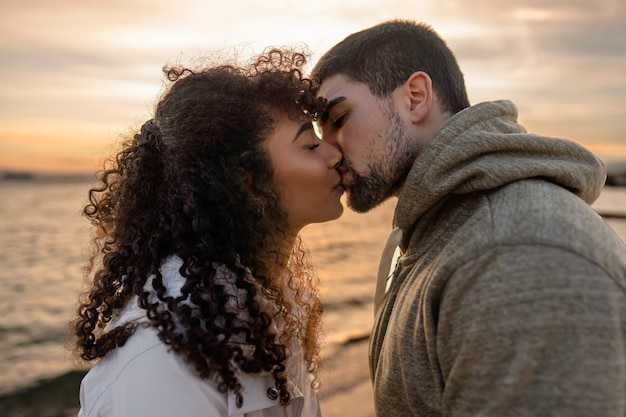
1;1;625;416
1;0;625;174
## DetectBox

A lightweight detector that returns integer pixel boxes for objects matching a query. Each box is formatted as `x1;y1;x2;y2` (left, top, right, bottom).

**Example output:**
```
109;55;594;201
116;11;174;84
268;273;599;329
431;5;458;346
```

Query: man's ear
401;71;432;124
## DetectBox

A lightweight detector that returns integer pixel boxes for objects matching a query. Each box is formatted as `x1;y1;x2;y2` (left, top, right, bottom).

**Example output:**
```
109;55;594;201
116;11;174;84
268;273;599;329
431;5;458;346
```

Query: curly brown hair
72;48;326;405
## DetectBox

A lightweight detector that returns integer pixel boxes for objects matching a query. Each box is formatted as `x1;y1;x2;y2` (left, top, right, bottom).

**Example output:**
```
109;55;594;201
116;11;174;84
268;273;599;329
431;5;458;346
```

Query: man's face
316;74;417;213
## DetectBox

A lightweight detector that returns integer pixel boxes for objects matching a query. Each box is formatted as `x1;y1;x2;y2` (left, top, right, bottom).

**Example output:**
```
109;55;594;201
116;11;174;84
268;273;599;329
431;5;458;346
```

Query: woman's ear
239;167;253;186
401;71;432;124
238;167;265;209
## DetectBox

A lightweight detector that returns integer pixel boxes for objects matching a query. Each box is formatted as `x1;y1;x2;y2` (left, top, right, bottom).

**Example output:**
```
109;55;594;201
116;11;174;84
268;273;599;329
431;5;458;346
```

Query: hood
394;100;606;234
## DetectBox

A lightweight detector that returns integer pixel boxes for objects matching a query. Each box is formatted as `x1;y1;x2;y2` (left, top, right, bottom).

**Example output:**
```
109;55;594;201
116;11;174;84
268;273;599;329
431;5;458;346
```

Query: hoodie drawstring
374;226;403;316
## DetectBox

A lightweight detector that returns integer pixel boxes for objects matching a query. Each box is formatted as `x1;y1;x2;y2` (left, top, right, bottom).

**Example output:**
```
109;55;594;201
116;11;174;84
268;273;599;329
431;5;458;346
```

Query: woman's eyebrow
293;122;314;142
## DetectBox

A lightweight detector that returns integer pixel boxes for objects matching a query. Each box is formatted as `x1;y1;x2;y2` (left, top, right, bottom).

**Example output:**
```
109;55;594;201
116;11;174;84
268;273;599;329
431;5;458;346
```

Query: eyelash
332;114;346;129
307;144;320;151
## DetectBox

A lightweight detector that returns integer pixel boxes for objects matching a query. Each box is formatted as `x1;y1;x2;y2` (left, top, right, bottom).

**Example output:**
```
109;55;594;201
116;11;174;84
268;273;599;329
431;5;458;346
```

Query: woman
72;48;343;417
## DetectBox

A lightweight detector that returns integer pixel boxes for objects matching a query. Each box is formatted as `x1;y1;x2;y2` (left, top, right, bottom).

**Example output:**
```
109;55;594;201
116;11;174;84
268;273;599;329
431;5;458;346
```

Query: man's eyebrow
319;97;346;124
293;122;314;142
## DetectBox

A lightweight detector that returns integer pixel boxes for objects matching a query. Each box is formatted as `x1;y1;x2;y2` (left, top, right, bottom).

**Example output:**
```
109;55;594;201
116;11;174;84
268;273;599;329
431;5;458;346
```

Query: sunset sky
1;0;625;173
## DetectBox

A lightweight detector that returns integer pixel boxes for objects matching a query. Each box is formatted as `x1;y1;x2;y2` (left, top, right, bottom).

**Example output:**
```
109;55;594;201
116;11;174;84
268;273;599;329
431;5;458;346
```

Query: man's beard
345;165;394;213
345;112;416;213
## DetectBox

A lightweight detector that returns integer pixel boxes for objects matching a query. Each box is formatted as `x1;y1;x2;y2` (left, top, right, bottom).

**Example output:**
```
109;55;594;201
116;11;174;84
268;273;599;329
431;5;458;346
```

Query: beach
319;334;375;417
0;177;625;417
0;176;391;417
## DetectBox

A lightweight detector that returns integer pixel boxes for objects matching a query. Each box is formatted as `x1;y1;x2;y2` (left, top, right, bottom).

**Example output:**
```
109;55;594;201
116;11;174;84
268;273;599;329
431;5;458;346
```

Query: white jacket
78;256;320;417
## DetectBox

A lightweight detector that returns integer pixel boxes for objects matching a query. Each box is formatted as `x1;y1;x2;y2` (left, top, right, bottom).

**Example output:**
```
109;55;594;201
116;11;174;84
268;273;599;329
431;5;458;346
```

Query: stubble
346;106;417;213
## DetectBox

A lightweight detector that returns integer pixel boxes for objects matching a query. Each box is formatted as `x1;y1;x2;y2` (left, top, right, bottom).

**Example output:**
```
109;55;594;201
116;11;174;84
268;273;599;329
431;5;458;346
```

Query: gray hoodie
370;100;626;416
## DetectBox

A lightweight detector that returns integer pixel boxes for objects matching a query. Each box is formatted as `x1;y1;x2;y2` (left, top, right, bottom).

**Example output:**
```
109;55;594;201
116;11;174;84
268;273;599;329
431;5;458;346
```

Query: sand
319;337;375;417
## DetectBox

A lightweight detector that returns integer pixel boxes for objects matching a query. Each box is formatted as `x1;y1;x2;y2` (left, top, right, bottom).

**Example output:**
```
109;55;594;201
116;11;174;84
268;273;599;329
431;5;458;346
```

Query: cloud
424;0;626;148
0;0;624;172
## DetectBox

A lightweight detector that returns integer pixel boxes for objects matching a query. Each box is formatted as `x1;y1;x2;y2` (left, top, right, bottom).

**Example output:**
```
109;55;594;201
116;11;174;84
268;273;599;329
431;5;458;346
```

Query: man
312;19;626;416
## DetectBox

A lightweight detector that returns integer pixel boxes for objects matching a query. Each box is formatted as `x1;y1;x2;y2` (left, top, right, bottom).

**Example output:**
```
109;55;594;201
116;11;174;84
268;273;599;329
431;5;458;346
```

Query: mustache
338;157;351;172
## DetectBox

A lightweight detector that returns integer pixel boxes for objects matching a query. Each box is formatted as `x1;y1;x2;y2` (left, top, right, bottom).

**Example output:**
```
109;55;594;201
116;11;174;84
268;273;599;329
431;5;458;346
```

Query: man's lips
340;171;354;189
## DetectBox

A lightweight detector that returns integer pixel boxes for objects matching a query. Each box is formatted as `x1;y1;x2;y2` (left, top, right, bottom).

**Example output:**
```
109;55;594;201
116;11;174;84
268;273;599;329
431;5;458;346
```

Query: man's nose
326;142;343;169
321;129;340;147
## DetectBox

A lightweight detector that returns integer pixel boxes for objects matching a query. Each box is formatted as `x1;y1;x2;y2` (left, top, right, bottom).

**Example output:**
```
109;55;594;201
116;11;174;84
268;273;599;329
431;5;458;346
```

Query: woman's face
264;115;344;231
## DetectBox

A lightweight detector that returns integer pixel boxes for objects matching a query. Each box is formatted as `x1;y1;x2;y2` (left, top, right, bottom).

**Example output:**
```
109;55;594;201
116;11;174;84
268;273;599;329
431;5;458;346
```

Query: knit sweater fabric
370;100;626;416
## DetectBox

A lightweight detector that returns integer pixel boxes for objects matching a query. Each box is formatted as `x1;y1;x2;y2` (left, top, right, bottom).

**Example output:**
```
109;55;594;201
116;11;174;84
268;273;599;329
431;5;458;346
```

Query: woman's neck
269;231;298;275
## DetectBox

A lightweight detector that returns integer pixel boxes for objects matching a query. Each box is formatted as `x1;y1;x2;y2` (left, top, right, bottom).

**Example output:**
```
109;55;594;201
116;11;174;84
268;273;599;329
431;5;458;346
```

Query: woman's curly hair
71;48;327;405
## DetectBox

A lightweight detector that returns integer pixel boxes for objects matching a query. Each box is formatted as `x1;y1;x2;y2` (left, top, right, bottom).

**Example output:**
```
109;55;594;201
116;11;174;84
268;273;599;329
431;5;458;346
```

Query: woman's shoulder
79;325;228;416
79;326;313;416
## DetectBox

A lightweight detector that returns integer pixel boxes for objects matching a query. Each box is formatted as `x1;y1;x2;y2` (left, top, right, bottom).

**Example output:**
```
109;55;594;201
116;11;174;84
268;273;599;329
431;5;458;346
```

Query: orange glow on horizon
0;129;112;175
583;142;626;164
2;132;625;175
0;154;98;175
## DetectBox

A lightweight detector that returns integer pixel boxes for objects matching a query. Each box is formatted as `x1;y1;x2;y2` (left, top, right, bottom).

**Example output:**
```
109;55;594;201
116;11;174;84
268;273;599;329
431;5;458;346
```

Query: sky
1;0;625;173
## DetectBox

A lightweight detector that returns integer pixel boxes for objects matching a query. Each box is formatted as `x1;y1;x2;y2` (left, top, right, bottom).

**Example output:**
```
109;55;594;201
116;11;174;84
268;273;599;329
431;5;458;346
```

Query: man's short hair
312;20;470;114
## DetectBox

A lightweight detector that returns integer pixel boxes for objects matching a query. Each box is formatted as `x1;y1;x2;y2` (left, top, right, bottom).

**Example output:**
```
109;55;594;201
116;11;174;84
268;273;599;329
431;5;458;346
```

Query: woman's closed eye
300;130;322;151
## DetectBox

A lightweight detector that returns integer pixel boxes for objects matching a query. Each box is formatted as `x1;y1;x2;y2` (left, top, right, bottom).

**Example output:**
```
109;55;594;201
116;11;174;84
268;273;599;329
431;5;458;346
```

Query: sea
0;175;625;415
